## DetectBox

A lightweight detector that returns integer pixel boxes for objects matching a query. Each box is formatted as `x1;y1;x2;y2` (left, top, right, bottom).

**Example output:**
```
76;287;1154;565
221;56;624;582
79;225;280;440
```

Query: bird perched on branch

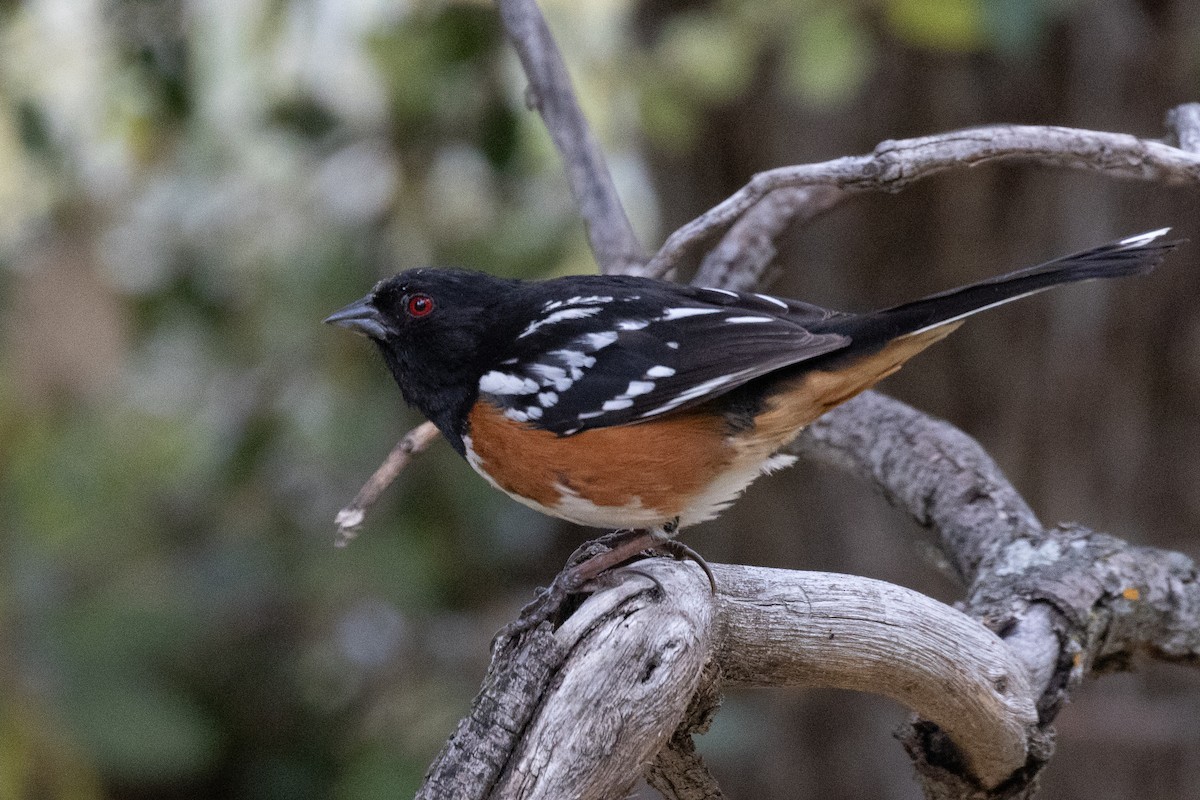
327;229;1179;624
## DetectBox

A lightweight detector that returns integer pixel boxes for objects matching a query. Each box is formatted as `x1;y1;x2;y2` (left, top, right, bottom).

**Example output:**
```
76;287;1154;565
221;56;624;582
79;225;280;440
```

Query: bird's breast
463;400;751;529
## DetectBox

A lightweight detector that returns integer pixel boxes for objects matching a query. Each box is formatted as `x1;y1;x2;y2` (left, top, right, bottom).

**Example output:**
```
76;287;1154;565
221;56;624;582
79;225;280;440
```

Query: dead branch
496;0;646;274
691;186;847;291
419;561;1045;798
645;124;1200;278
334;421;439;546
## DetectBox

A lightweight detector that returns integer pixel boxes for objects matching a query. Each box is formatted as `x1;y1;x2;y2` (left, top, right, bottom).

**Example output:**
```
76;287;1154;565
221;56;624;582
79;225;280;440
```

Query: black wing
476;285;850;435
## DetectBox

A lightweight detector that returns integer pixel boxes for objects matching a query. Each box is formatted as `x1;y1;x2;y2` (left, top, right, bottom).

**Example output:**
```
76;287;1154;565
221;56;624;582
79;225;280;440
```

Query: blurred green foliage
0;0;1081;797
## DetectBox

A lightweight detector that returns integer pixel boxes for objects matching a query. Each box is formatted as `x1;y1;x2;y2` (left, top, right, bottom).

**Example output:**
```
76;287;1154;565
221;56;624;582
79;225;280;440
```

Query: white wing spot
702;288;739;298
583;331;618;350
754;293;790;309
564;295;614;306
725;315;775;324
525;405;544;420
529;363;569;391
640;370;752;418
538;391;558;407
520;306;602;338
661;307;722;320
617;319;650;331
552;350;597;368
666;342;680;349
505;409;530;422
480;371;538;395
589;379;658;419
646;365;675;378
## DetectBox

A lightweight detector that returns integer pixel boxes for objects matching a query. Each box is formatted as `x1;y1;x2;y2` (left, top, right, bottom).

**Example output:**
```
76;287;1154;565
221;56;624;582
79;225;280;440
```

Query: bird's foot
493;529;660;650
651;538;717;593
492;520;716;651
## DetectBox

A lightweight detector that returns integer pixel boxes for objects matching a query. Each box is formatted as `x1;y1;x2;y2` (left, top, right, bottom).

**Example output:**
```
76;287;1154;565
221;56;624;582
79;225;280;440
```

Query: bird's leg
494;520;717;648
563;528;636;569
642;518;717;593
496;529;661;644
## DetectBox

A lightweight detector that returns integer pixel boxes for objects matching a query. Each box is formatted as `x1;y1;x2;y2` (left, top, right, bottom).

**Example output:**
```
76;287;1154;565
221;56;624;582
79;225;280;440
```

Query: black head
325;268;529;451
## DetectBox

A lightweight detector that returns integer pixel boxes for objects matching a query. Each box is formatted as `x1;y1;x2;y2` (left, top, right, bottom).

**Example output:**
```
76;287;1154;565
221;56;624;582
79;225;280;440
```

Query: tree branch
333;421;439;546
417;560;1044;798
711;565;1039;788
690;186;847;291
645;124;1200;278
495;0;646;274
1165;102;1200;153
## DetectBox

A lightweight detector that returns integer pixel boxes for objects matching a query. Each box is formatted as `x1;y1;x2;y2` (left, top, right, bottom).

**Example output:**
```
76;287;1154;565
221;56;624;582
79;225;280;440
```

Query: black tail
827;229;1182;346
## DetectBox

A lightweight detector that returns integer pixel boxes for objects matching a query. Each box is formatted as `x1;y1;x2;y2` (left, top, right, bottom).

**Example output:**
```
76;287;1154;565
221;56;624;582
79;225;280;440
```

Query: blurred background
2;0;1199;798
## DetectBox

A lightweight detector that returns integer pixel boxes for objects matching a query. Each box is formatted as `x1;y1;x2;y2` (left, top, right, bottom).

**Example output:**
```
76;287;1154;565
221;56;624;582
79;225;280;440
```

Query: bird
326;229;1179;622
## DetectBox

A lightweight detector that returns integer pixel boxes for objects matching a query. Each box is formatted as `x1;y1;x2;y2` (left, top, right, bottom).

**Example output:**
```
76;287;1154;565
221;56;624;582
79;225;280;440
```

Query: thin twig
496;0;646;274
645;124;1200;278
334;421;440;546
691;185;847;290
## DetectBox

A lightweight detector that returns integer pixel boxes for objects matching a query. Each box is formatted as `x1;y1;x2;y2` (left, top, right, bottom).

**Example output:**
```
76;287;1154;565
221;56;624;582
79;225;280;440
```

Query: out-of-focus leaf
0;694;106;800
982;0;1050;56
638;80;699;151
65;681;221;783
657;12;755;102
334;744;424;800
479;100;520;171
884;0;986;52
784;7;873;107
269;95;341;141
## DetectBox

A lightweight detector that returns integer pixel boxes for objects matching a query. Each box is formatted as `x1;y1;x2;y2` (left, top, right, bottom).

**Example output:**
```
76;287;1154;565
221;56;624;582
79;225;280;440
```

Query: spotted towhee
327;229;1178;613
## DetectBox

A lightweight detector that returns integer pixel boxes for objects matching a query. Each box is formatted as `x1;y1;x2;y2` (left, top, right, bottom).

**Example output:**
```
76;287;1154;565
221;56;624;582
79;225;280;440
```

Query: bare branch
491;566;714;799
793;391;1200;717
691;186;847;290
644;669;726;800
644;124;1200;278
417;625;563;800
418;565;714;800
1166;102;1200;153
333;421;439;545
646;735;727;800
496;0;646;274
417;561;1041;797
711;564;1038;788
791;392;1044;585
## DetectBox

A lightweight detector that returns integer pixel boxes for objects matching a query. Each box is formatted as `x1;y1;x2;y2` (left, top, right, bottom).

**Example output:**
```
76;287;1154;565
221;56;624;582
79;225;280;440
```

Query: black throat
376;343;477;456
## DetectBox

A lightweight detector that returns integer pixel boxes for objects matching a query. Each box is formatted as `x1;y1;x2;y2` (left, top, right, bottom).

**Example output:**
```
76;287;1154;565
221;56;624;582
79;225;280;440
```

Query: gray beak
324;296;390;339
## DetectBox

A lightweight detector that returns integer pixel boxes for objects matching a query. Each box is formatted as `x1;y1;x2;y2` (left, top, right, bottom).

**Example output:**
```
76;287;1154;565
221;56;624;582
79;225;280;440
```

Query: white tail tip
1119;228;1171;248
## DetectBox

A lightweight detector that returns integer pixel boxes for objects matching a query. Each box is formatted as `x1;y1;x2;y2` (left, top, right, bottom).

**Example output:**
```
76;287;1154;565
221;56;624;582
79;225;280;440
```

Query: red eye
407;294;434;318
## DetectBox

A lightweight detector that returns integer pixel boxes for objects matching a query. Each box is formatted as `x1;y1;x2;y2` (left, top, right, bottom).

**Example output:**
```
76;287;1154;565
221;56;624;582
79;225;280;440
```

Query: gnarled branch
418;560;1044;798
